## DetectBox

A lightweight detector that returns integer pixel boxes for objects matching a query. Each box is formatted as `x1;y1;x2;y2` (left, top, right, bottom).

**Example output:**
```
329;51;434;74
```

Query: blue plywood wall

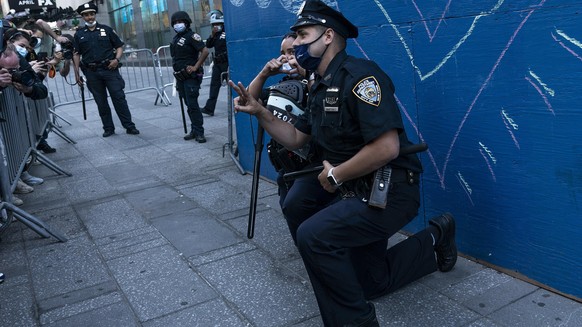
223;0;582;299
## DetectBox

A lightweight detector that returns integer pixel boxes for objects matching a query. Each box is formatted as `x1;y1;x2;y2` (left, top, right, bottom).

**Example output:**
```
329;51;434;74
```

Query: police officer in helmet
170;10;209;142
231;0;458;325
201;10;228;117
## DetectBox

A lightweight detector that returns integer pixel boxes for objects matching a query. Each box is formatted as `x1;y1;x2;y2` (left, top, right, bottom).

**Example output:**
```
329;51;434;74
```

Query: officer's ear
324;28;335;45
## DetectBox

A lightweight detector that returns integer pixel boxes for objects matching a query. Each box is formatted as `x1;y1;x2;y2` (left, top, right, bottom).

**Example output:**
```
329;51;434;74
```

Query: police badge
353;76;381;107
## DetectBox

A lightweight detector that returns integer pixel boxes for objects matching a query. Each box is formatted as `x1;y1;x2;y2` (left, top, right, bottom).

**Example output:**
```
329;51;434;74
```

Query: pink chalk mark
456;174;475;206
551;32;582;62
479;148;497;182
525;76;555;116
353;0;546;192
411;0;453;42
501;113;520;149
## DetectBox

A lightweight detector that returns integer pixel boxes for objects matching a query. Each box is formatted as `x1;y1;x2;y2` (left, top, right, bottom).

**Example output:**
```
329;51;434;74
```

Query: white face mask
173;23;186;33
15;45;28;57
86;21;97;27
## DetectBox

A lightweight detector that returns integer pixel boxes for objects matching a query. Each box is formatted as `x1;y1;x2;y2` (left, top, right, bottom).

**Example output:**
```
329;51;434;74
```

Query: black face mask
293;31;328;72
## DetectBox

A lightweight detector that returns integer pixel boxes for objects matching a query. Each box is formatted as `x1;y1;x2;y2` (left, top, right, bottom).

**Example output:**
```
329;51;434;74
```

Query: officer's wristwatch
327;167;342;187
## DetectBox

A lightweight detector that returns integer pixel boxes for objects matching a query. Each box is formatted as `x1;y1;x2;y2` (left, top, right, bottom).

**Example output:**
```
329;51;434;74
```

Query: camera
10;69;36;87
61;42;74;60
60;34;75;60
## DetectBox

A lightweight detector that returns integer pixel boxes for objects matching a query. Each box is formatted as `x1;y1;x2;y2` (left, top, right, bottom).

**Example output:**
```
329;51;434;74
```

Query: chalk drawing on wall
456;172;474;205
525;75;555;116
479;142;497;182
552;29;582;62
411;0;453;42
528;70;555;97
373;0;505;81
501;109;520;150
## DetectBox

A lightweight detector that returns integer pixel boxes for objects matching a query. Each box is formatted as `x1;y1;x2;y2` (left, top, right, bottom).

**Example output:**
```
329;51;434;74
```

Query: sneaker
21;171;44;186
184;133;195;141
126;127;140;135
37;142;56;153
0;272;4;284
200;108;214;116
195;135;207;143
103;130;115;137
429;212;457;272
12;195;24;206
14;179;34;194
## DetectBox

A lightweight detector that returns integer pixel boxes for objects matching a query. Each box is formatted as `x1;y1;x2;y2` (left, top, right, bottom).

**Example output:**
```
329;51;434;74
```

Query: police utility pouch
368;166;392;209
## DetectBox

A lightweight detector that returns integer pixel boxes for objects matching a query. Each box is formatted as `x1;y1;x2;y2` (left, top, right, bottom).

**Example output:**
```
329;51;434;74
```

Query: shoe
0;272;4;284
429;212;457;272
36;142;56;153
126;127;140;135
195;135;207;143
184;133;195;141
344;302;379;327
14;180;34;194
200;108;214;116
103;130;115;137
21;171;44;186
12;195;23;206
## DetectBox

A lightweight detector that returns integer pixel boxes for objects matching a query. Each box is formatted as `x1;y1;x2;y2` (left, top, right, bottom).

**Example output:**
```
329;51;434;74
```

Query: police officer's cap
290;0;358;39
171;11;192;25
76;2;98;15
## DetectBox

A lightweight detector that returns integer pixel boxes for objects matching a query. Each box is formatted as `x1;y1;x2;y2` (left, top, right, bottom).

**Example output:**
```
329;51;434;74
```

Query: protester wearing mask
169;11;209;142
73;2;140;137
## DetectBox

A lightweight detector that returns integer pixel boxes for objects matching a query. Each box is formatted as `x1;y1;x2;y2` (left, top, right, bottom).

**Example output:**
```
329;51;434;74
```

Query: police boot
343;302;380;327
429;212;457;272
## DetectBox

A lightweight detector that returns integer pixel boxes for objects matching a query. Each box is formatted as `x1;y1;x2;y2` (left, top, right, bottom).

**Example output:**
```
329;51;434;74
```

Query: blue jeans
176;76;204;136
83;68;135;132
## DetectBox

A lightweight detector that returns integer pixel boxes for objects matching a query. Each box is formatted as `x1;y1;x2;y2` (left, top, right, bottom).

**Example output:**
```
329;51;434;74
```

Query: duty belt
339;168;419;199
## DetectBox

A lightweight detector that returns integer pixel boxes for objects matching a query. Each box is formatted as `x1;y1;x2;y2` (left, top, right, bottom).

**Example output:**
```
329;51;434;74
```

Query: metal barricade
46;48;171;110
0;86;67;241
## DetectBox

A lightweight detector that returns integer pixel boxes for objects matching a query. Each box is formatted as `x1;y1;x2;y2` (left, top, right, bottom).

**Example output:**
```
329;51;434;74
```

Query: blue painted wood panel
224;0;582;299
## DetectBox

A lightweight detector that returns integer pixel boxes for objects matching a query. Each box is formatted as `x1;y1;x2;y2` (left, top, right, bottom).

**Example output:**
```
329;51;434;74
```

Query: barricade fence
0;86;68;241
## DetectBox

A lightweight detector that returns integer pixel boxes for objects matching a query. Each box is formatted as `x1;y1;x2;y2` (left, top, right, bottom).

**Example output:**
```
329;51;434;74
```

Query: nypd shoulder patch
193;33;202;41
352;76;381;107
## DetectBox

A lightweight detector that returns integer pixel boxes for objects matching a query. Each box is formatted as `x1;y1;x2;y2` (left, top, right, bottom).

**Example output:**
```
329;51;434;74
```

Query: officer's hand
107;59;119;70
229;80;264;115
76;74;84;86
287;56;306;78
319;160;338;193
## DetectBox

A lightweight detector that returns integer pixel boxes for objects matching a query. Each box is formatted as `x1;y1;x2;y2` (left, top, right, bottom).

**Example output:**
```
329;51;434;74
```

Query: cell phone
37;52;48;62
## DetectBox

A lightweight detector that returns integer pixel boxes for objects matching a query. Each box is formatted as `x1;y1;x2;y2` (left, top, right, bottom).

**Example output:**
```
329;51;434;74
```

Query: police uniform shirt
295;50;422;172
170;29;206;72
206;31;227;57
74;23;124;64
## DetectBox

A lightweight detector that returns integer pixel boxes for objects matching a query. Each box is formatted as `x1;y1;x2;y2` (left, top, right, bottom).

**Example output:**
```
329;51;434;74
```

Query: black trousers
203;62;228;113
83;68;135;132
176;76;204;136
283;179;437;326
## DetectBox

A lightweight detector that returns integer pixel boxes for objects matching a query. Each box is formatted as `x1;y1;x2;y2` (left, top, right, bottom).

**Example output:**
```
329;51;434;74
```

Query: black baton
179;95;187;134
283;143;429;182
247;125;265;239
80;77;87;120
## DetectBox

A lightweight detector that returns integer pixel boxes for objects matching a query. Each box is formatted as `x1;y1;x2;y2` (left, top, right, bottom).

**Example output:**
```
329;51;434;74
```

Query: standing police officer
230;1;457;325
73;2;140;138
201;10;228;117
170;11;209;142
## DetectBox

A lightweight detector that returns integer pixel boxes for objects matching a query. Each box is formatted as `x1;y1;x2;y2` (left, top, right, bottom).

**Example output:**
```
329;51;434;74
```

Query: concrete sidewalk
1;79;580;327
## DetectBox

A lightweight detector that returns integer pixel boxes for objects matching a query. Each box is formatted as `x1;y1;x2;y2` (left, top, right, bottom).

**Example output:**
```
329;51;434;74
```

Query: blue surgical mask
15;45;28;57
173;23;186;33
293;32;327;72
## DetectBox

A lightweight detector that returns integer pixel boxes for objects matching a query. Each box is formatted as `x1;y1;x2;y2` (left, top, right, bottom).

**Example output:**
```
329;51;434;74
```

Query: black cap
76;2;98;15
290;0;358;39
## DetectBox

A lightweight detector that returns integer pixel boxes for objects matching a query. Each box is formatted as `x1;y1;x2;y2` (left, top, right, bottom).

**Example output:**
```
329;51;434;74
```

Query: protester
230;1;457;325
